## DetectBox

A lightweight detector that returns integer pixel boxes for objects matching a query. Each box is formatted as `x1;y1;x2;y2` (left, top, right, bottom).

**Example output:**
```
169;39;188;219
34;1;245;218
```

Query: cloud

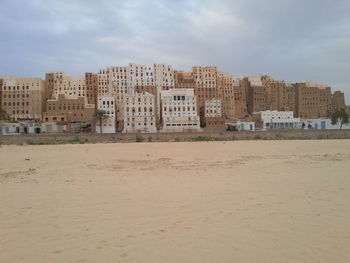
0;0;349;102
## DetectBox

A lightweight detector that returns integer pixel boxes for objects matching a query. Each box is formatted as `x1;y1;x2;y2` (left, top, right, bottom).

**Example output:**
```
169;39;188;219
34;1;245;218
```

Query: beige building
243;76;268;114
123;92;156;133
205;99;222;117
217;72;238;121
45;72;87;100
85;72;98;105
44;94;94;123
174;67;247;122
97;63;175;131
204;99;225;129
0;78;3;106
332;91;346;112
160;89;201;132
0;76;46;121
295;82;332;118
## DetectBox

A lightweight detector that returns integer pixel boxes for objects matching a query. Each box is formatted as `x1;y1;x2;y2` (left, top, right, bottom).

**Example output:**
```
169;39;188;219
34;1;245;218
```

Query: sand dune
1;140;350;263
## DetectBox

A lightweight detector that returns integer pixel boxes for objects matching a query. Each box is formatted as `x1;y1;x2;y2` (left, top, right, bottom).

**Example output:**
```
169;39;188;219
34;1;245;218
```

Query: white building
97;63;175;130
160;89;201;132
0;122;67;135
236;121;255;131
260;110;301;129
123;92;157;133
95;96;116;133
205;99;222;117
301;118;350;130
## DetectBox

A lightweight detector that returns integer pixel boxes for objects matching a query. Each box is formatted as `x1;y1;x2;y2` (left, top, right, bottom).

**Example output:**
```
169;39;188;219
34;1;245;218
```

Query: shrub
136;135;145;142
276;133;284;139
148;136;153;142
193;136;213;141
254;135;262;140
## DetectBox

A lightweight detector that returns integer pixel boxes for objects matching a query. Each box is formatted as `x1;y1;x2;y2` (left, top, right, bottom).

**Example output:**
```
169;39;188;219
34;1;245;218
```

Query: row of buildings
0;63;349;134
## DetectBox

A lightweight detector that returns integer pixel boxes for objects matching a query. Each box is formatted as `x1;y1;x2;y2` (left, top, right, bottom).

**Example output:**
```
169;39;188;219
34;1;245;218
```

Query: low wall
1;129;350;145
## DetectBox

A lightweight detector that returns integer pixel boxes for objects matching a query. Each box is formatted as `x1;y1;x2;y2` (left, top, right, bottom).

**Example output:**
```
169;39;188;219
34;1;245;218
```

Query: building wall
0;78;3;107
1;76;46;121
301;118;350;130
44;94;94;123
205;117;226;129
205;99;222;117
123;92;156;133
160;89;201;132
260;110;301;129
236;121;255;131
244;77;268;114
96;96;116;133
85;73;98;105
295;82;332;118
332;91;346;112
45;72;86;100
233;81;247;119
217;73;237;121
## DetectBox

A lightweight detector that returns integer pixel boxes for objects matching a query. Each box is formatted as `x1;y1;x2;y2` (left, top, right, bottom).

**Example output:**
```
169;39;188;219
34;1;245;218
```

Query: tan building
45;72;87;100
204;99;225;129
0;76;46;121
262;76;297;114
85;73;98;105
233;80;248;119
44;94;94;123
123;92;156;133
0;78;3;107
295;82;332;118
217;72;238;121
175;68;248;122
193;67;219;125
332;91;346;112
243;76;268;114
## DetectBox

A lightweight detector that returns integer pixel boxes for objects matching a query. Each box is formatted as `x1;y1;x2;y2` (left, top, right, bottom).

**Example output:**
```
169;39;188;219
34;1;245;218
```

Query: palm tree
94;109;107;133
332;108;349;130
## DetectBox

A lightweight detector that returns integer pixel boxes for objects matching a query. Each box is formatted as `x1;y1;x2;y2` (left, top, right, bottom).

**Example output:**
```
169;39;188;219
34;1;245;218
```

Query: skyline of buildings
0;62;349;134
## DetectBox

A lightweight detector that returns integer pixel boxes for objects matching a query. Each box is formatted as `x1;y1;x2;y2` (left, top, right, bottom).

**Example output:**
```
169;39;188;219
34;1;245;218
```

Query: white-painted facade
236;121;255;131
300;118;350;130
95;96;116;133
260;110;301;129
0;122;67;135
205;99;222;117
123;92;157;133
160;89;201;132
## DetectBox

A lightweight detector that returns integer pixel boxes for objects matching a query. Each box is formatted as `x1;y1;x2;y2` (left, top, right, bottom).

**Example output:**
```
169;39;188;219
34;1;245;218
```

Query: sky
0;0;349;103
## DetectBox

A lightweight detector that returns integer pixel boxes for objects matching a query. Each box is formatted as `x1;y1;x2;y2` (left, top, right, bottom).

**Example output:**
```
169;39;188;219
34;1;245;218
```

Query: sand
0;140;350;263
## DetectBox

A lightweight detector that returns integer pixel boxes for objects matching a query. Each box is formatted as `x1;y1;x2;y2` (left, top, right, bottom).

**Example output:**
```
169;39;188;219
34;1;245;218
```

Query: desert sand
1;140;350;263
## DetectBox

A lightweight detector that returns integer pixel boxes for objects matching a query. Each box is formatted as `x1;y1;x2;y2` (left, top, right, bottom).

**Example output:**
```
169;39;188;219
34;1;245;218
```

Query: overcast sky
1;0;349;102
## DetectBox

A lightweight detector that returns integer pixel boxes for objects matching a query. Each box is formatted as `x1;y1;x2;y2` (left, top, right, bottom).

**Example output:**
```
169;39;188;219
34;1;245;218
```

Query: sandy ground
0;140;350;263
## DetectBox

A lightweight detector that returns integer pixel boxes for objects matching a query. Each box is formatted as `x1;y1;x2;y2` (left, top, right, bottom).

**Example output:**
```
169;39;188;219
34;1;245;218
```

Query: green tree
331;108;349;130
94;109;107;133
0;107;11;122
